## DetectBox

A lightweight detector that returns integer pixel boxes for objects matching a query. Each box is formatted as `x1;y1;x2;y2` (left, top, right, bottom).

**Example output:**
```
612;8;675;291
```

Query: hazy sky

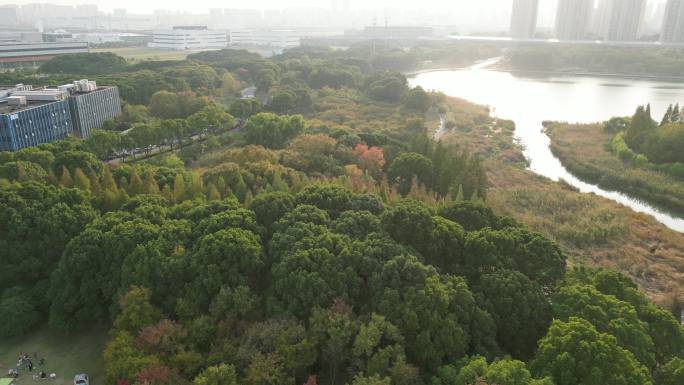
4;0;667;15
6;0;546;13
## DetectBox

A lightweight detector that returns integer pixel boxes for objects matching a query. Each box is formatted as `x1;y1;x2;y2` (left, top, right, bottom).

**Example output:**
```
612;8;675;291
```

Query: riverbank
498;44;684;83
546;122;684;218
437;95;684;303
492;63;684;83
405;57;504;78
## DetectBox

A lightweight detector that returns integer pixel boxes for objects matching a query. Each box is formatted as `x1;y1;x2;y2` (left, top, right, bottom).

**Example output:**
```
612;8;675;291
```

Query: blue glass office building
0;84;121;151
0;100;73;152
69;87;121;138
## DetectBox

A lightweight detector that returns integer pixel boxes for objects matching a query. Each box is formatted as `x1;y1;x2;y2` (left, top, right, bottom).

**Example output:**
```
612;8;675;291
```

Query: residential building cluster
511;0;684;43
0;80;121;151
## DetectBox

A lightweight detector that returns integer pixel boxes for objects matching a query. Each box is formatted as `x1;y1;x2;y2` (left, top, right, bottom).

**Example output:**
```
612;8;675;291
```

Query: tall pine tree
207;183;221;201
73;168;90;191
173;174;186;203
128;168;143;196
102;166;117;192
143;170;160;195
59;166;73;188
661;104;673;126
672;103;681;122
88;170;101;195
625;105;656;153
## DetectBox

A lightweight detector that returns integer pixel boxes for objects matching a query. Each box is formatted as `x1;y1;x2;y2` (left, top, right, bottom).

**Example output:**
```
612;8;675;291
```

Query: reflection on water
599;83;632;88
409;69;684;232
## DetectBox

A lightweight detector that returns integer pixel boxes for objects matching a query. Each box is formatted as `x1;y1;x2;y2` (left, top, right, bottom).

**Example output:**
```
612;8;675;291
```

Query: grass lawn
91;47;193;62
0;326;109;385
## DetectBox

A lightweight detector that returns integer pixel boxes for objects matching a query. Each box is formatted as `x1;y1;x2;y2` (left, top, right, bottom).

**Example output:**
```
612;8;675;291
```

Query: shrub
0;288;39;337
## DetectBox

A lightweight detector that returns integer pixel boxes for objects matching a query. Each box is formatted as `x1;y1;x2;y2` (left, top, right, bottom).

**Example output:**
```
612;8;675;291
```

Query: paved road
241;86;257;99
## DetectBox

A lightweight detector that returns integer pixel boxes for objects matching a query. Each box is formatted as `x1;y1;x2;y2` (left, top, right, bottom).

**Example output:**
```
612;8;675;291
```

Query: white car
74;374;89;385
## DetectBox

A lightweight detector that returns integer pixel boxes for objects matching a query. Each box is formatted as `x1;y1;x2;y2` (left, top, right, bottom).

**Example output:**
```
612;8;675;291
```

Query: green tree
388;152;433;195
352;314;418;384
566;268;684;365
193;364;238;385
283;134;341;176
193;228;264;306
59;166;73;187
463;227;566;288
73;167;91;191
372;255;496;371
434;356;552;385
404;86;431;113
86;130;121;160
552;284;655;369
40;52;127;75
238;319;316;381
161;119;189;150
102;166;118;192
624;105;656;153
48;213;163;329
207;183;221;200
0;182;97;301
14;147;55;170
350;374;391;385
149;90;181;119
0;161;47;181
295;184;354;218
250;191;296;232
244;113;306;149
531;317;652;385
103;331;160;385
113;286;163;335
53;150;103;175
143;170;160;195
245;353;292;385
268;90;297;114
129;168;144;196
439;201;504;232
129;124;161;155
173;174;186;203
0;287;39;337
656;357;684;385
229;98;263;119
310;304;359;385
603;117;630;133
332;210;381;240
476;269;552;360
366;73;409;103
88;170;102;195
188;104;236;136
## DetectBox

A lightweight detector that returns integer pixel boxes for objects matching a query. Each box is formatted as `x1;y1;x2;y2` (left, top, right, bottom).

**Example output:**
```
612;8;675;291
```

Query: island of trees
546;104;684;218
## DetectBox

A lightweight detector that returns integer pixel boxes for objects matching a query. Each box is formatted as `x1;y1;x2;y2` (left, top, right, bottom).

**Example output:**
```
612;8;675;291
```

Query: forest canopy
1;47;682;385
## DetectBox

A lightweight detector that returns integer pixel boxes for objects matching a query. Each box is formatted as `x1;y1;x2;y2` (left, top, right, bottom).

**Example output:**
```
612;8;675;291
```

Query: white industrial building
148;26;227;50
0;41;89;70
229;29;300;49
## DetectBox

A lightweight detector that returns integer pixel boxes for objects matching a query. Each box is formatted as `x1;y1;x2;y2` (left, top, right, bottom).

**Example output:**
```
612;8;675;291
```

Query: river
409;60;684;232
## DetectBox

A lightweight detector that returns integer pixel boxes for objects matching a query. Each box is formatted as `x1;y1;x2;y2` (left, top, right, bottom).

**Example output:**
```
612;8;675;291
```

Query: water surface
409;66;684;232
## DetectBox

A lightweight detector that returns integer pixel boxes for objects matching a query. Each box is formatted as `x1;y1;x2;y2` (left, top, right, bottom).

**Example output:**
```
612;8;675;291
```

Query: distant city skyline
3;0;666;15
0;0;672;37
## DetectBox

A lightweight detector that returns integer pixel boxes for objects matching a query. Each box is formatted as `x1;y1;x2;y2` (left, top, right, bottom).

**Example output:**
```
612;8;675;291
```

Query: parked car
74;373;89;385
